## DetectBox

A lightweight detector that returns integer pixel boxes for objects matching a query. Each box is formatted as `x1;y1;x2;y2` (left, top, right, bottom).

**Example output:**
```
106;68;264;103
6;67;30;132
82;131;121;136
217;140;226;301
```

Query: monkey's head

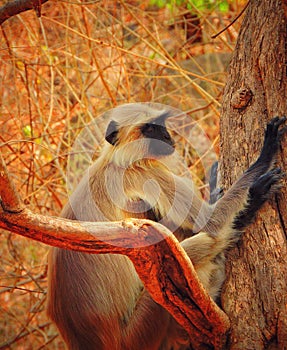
104;104;175;166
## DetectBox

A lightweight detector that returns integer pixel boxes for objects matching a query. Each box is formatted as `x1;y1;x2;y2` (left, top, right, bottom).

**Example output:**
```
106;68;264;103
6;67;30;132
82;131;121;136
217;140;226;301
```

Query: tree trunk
220;0;287;349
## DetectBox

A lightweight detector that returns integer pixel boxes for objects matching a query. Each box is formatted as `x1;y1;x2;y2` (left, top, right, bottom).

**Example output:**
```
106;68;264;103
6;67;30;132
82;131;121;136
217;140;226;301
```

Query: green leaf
219;1;229;12
23;125;32;138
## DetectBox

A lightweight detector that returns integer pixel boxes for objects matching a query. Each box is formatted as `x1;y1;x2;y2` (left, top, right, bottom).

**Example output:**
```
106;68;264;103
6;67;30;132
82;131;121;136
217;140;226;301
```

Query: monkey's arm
181;165;284;301
183;166;284;261
203;116;286;234
180;117;286;300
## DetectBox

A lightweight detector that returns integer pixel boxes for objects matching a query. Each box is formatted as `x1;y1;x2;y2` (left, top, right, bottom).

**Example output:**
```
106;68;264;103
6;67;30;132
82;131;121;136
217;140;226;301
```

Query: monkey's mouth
149;139;175;156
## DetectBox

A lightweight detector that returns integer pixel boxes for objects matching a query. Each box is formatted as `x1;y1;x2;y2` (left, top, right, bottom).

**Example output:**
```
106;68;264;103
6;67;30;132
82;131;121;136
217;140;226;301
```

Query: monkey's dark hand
246;116;287;176
258;116;287;165
249;167;284;203
234;167;284;230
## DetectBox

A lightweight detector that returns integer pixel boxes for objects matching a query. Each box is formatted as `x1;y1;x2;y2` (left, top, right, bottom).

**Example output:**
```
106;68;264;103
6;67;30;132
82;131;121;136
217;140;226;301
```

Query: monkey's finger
265;168;285;189
266;116;286;137
250;168;284;196
261;167;285;183
268;116;280;125
273;116;286;131
262;117;287;154
269;116;286;128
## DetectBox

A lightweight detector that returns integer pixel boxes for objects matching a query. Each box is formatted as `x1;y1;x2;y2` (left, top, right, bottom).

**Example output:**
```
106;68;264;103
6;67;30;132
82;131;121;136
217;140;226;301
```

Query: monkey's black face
141;122;175;156
105;112;176;157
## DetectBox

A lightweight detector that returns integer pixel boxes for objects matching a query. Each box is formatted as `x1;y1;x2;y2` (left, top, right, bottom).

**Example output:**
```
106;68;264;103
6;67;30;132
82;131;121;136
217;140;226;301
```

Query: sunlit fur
47;104;284;350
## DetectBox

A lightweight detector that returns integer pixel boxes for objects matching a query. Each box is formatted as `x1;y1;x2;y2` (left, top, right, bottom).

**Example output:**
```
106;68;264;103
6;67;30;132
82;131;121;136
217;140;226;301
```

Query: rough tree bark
220;0;287;349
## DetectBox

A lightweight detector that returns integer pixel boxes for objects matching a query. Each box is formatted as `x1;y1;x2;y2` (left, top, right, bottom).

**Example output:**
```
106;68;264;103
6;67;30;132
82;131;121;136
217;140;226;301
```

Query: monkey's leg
181;166;284;300
209;161;223;204
199;166;283;259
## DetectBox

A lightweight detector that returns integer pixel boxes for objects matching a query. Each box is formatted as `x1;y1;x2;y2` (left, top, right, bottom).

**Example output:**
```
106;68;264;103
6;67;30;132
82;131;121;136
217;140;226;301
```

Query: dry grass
0;0;244;348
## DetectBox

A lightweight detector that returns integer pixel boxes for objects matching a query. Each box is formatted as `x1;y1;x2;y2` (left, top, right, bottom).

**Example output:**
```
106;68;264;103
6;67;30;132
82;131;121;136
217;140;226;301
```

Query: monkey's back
48;248;143;349
47;172;172;350
47;149;192;349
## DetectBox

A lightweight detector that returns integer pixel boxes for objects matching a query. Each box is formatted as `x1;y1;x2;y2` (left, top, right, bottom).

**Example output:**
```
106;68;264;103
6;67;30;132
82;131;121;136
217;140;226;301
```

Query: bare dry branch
0;154;230;349
0;0;49;25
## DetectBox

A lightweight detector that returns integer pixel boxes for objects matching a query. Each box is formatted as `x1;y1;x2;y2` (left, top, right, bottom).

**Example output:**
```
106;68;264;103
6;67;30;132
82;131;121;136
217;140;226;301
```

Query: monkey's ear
105;120;119;145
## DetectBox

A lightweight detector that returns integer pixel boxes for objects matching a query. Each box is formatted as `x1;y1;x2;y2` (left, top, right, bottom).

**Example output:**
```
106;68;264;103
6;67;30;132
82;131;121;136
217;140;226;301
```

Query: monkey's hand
257;116;287;166
245;116;286;178
249;167;284;207
233;167;285;230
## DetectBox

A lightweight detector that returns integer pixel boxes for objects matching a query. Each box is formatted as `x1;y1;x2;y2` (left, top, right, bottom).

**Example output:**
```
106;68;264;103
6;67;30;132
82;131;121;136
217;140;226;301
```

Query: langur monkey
47;103;286;350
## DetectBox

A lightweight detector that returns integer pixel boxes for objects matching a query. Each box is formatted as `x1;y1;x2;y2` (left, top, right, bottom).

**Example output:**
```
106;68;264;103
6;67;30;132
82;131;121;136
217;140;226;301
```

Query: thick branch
0;0;49;25
0;155;230;349
0;207;230;348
